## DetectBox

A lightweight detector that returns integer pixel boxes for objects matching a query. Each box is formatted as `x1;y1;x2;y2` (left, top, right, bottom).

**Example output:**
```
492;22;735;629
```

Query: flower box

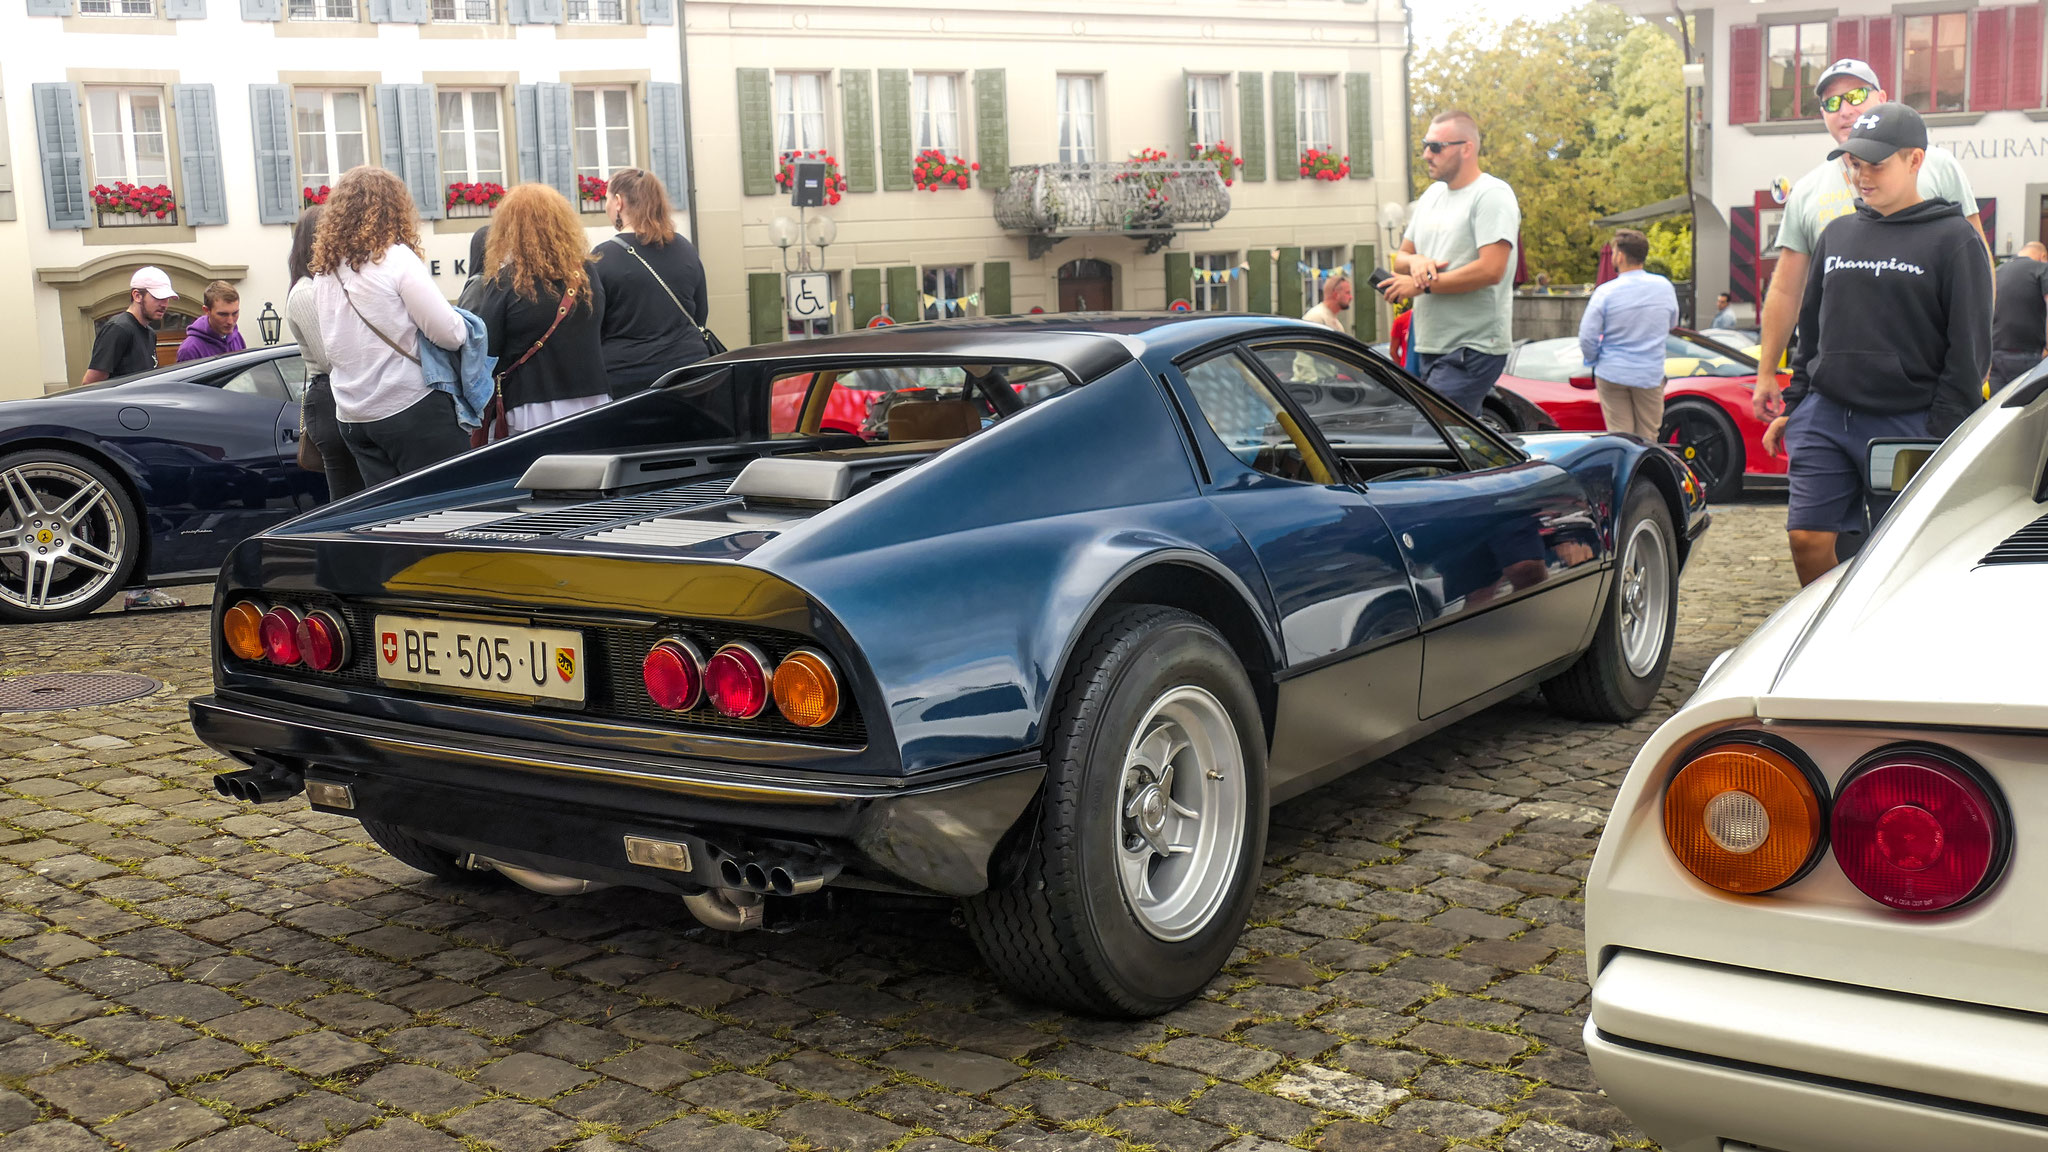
445;181;506;218
775;150;847;204
912;149;975;192
90;181;177;224
1192;142;1243;187
576;174;610;213
1300;148;1352;181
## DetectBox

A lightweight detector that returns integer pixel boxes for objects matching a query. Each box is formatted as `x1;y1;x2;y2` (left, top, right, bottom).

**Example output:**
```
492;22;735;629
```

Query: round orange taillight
772;649;841;728
222;601;267;661
1662;736;1826;894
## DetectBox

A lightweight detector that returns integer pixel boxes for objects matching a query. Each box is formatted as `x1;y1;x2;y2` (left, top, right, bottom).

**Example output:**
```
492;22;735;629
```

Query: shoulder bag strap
610;237;717;346
338;273;421;365
496;289;575;382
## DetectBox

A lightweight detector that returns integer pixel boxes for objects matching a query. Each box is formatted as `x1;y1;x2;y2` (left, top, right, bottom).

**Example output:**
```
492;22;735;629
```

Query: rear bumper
1587;951;2048;1152
190;693;1043;897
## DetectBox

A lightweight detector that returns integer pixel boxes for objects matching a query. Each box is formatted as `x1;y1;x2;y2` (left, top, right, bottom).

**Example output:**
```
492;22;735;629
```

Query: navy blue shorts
1783;392;1930;534
1415;347;1508;417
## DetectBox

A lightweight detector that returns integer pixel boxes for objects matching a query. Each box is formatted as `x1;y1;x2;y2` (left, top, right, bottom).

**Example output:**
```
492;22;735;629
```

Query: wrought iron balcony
994;161;1231;258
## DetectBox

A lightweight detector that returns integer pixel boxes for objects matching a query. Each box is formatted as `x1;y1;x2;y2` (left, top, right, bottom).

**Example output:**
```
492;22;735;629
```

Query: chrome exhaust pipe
463;855;611;896
212;766;303;804
767;862;837;896
682;888;764;931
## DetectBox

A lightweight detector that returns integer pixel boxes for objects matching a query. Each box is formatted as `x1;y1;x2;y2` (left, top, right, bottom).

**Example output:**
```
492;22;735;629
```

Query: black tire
1543;482;1678;722
361;820;491;883
1659;398;1744;503
0;449;142;624
962;605;1267;1017
1479;399;1518;434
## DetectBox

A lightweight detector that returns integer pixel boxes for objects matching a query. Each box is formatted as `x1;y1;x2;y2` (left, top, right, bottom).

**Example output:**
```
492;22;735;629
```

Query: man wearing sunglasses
1752;58;1984;427
1380;110;1520;418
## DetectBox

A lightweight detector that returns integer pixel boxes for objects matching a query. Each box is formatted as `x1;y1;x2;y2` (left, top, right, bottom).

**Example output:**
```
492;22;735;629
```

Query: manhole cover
0;673;163;713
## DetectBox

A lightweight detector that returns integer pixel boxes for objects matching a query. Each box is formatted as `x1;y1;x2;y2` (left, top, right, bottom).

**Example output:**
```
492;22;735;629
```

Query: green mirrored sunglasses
1820;86;1875;114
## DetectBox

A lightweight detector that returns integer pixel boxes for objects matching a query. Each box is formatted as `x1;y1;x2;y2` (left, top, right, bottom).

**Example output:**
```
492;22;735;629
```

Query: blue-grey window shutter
368;0;389;19
405;85;442;218
27;0;74;15
0;83;17;222
537;82;572;200
31;84;87;231
375;83;405;181
240;0;281;20
249;83;297;224
504;0;529;21
640;0;672;23
173;84;227;226
165;0;207;18
516;84;540;184
647;82;686;210
529;0;562;22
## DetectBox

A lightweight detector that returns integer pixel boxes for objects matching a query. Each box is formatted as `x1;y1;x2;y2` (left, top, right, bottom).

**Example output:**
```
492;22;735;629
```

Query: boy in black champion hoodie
1762;101;1991;585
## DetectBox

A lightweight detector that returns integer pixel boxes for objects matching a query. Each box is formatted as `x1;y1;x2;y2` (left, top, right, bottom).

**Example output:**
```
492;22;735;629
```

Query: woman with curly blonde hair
311;166;469;484
476;183;611;432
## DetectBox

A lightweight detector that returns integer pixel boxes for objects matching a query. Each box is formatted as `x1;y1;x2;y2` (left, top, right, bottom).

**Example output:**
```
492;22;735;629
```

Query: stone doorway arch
1057;259;1117;312
36;250;248;387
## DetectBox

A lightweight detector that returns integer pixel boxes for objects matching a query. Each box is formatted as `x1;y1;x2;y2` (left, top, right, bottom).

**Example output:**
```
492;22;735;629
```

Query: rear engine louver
447;478;735;539
1980;512;2048;565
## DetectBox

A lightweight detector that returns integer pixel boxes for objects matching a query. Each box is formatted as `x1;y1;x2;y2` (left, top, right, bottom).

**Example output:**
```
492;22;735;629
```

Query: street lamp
257;302;282;346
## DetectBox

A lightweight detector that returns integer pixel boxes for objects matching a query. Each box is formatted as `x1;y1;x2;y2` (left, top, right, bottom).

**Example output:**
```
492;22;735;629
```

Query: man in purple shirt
175;280;245;362
1577;229;1679;441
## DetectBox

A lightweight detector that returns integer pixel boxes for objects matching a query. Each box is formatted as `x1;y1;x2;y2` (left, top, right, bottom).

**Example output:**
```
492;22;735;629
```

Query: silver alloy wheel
1115;685;1246;942
0;461;127;616
1617;513;1671;678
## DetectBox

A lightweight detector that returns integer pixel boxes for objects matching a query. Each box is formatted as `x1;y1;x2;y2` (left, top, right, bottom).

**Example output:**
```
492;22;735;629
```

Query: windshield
1512;333;1755;383
768;361;1076;442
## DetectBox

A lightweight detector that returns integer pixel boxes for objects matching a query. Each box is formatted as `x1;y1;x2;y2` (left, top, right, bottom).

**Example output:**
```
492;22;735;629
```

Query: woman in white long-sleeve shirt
309;166;469;486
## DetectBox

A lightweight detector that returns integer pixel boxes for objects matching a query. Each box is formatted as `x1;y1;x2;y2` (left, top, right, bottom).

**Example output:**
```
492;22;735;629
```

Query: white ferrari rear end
1584;365;2048;1152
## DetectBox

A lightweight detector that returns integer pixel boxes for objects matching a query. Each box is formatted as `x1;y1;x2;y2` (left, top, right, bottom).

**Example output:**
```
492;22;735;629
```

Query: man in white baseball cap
82;266;178;386
1751;59;1986;429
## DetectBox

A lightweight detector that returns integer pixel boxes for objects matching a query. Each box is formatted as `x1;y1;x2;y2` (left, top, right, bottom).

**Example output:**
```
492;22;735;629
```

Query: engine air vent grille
366;510;514;535
1980;512;2048;565
448;478;735;539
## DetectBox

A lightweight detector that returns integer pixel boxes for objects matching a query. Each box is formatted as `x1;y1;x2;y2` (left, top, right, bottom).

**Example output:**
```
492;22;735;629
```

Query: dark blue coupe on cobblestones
192;314;1705;1015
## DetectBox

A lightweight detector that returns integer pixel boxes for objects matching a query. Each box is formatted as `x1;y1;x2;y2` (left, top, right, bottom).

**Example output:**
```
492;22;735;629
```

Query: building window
1297;75;1336;153
86;87;171;190
1901;13;1969;114
431;0;494;21
294;88;368;191
1188;74;1227;149
1765;21;1830;119
565;0;623;22
913;73;962;154
1057;75;1099;164
922;266;971;319
1302;246;1344;312
78;0;155;15
774;73;828;159
288;0;357;20
439;89;504;216
1194;253;1235;312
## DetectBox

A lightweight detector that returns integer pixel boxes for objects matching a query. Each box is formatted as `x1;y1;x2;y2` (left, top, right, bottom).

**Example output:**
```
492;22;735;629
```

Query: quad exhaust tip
211;766;303;805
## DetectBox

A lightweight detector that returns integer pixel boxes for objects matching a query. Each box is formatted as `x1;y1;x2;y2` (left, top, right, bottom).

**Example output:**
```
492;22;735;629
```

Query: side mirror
1867;438;1940;495
1567;374;1596;390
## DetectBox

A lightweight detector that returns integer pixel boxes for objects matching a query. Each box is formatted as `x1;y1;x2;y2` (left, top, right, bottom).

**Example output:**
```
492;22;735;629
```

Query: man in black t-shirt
83;266;178;385
1991;242;2048;390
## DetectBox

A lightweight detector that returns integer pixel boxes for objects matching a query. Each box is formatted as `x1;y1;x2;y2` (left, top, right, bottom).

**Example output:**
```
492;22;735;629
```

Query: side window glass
1412;389;1519;471
274;356;309;402
1252;345;1455;456
1180;353;1332;484
215;362;285;399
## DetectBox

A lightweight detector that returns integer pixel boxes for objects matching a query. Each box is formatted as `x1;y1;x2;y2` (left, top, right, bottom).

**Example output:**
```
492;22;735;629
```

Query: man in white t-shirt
1302;275;1353;332
1380;109;1520;417
1751;58;1987;424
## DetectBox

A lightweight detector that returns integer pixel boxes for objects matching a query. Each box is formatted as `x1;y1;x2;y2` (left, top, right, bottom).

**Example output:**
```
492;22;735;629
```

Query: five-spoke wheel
0;451;139;623
1115;686;1247;942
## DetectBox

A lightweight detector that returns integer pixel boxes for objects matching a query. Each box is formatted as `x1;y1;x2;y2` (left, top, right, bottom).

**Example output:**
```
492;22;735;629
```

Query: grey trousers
340;389;470;488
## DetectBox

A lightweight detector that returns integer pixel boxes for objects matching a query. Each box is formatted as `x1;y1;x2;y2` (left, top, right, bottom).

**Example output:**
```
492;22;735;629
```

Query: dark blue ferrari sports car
193;314;1706;1016
0;345;322;622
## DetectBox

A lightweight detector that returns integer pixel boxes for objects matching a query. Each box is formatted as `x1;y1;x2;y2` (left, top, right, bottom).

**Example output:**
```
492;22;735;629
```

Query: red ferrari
1494;328;1782;502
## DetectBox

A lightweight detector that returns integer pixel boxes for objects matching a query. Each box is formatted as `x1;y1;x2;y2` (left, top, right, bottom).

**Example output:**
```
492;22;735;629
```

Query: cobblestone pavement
0;501;1799;1152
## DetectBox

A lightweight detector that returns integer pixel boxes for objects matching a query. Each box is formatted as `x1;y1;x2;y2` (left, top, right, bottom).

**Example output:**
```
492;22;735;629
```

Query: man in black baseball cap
1761;101;1991;586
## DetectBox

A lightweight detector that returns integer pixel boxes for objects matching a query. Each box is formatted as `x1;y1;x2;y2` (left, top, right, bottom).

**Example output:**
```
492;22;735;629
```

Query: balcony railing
994;161;1231;258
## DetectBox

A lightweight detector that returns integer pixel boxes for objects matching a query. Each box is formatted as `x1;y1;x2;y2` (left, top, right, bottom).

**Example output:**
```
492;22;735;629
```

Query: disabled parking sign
785;273;830;322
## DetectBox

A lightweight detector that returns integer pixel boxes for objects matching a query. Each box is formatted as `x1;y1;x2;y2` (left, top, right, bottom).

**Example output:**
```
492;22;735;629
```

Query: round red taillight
643;638;705;711
295;611;348;673
259;606;303;666
705;642;770;719
1832;749;2009;912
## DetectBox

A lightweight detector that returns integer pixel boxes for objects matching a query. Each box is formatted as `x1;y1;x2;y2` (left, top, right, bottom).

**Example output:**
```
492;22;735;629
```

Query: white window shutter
31;84;87;230
174;84;228;225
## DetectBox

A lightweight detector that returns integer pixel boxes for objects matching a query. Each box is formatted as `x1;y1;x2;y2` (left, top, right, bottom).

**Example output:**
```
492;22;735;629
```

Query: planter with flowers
1299;148;1351;181
774;150;847;205
1192;142;1243;186
446;181;506;219
1112;148;1177;230
302;185;331;208
912;149;976;191
577;174;610;213
92;182;177;226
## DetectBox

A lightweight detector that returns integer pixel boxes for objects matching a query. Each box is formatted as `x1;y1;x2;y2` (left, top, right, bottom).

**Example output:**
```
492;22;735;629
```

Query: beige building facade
688;0;1411;348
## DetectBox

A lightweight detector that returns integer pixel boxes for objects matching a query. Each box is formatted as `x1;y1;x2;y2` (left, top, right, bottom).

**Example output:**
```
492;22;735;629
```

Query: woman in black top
476;184;611;433
593;168;712;398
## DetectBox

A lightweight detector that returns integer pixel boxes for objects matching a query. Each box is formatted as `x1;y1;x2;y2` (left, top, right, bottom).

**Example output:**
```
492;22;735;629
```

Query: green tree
1411;3;1689;285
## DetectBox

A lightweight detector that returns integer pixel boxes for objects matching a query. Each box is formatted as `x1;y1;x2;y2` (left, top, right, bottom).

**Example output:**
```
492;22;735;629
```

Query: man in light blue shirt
1579;229;1680;441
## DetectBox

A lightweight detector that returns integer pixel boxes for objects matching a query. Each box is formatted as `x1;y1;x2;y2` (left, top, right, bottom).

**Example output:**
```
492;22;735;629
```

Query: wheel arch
0;433;156;578
1626;448;1693;566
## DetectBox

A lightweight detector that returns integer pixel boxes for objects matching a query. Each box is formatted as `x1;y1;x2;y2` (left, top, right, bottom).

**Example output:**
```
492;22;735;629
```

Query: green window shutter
1245;249;1272;314
981;262;1011;315
1352;244;1379;342
840;70;877;194
974;70;1008;190
878;70;912;193
885;264;917;321
1276;246;1303;316
1237;72;1265;183
1272;72;1298;181
1345;73;1373;180
748;272;783;346
850;268;883;328
737;69;774;197
1163;252;1192;308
